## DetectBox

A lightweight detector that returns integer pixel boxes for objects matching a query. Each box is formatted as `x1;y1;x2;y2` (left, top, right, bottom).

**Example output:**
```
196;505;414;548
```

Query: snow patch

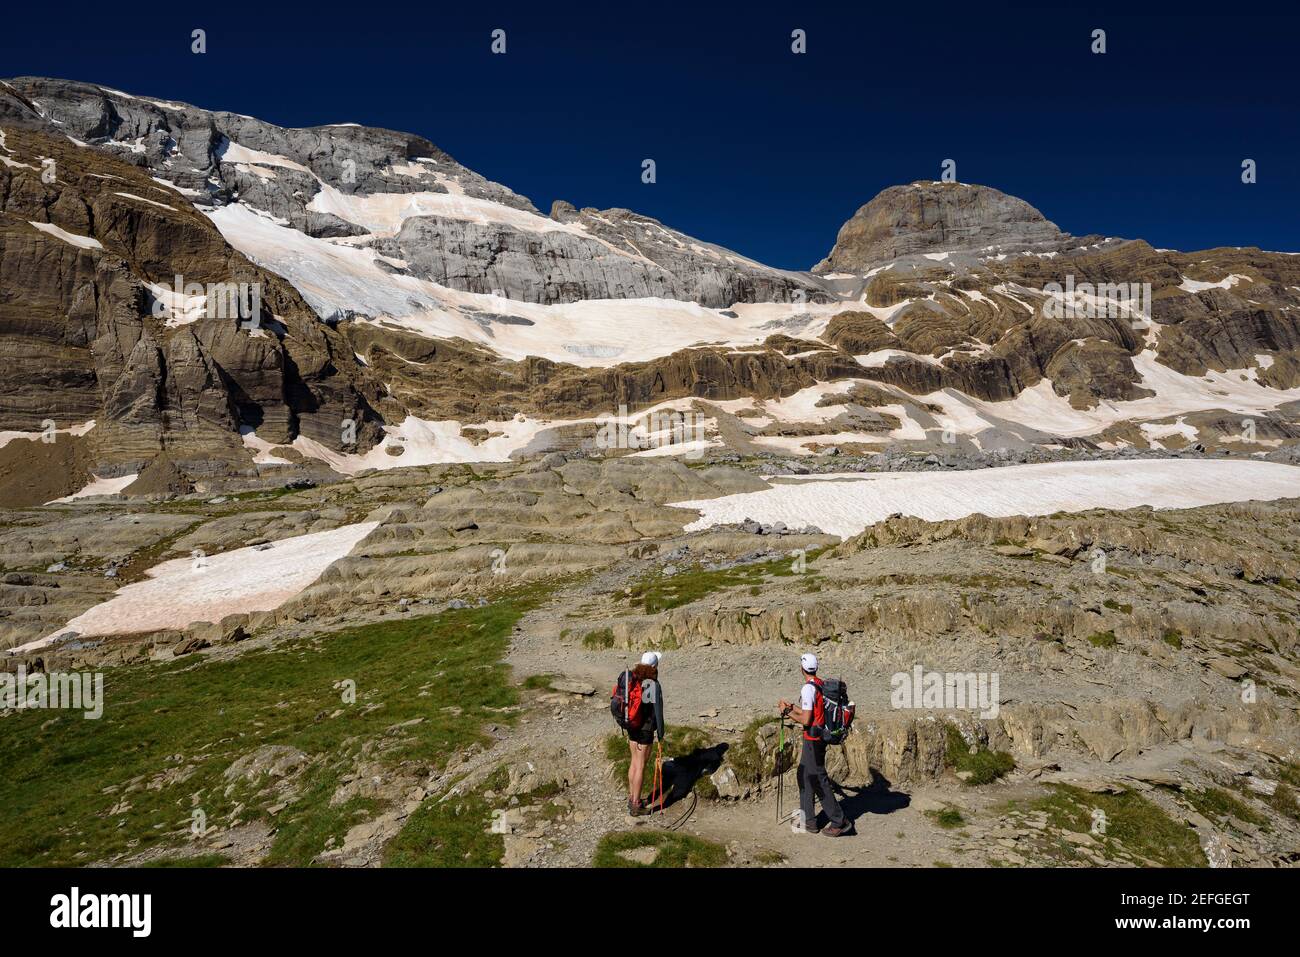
207;203;862;366
47;473;139;504
1139;417;1199;445
216;139;312;174
671;460;1300;538
0;420;96;450
306;181;583;239
240;428;294;466
147;283;207;327
27;221;102;250
19;522;381;648
113;192;177;211
1178;274;1249;293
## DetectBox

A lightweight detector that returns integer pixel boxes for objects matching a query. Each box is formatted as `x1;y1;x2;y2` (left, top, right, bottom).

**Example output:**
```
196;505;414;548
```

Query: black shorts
627;722;656;746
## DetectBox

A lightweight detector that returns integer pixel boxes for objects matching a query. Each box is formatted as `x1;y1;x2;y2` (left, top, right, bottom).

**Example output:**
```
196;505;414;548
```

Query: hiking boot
627;800;650;817
821;824;850;837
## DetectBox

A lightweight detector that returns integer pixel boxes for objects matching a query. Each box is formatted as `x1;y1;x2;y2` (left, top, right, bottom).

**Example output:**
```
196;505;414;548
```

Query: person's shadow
831;769;911;823
657;742;729;809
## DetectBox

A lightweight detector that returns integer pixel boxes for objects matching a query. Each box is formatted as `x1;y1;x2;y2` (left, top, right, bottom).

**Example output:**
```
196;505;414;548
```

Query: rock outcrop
814;181;1066;273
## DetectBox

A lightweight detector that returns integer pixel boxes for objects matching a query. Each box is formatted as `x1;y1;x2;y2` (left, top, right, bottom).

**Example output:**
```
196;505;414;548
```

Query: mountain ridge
2;76;1299;505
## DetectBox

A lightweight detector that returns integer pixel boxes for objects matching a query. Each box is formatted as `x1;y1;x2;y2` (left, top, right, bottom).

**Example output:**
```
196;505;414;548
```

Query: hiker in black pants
778;653;850;837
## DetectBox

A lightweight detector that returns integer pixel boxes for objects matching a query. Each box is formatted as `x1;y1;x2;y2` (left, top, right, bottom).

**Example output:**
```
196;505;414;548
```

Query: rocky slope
5;456;1298;868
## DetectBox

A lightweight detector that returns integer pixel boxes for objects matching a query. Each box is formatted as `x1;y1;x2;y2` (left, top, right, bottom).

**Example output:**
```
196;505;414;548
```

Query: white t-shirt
800;681;817;712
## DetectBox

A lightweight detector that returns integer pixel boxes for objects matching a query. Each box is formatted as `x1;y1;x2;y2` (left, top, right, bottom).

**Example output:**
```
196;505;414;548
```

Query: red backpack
610;670;645;730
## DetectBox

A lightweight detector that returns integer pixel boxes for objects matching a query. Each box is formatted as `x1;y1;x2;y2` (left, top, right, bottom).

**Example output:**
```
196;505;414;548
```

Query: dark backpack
610;670;645;730
811;677;855;745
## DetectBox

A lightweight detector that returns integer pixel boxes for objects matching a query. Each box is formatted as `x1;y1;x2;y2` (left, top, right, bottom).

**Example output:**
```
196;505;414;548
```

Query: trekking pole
654;739;664;819
776;717;785;823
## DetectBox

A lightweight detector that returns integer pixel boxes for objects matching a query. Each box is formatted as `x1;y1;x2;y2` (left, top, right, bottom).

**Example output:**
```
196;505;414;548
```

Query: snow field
669;459;1300;538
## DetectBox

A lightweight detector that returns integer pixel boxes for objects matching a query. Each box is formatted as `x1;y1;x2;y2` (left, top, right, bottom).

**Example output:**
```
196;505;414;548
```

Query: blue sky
4;1;1296;268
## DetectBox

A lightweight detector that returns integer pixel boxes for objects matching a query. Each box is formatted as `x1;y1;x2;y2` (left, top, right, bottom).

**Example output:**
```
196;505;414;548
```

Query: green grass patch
1161;628;1183;649
621;550;823;615
0;592;545;867
593;830;726;868
603;716;788;802
1087;630;1118;649
521;673;557;691
1182;786;1268;829
382;779;505;868
945;724;1015;786
726;715;788;786
1103;599;1133;614
581;627;615;649
115;517;205;583
926;807;966;829
1257;782;1300;823
1032;785;1207;867
1227;769;1300;821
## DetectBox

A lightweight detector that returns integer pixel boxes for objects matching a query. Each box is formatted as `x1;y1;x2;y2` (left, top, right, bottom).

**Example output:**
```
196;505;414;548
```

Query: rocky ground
2;450;1298;869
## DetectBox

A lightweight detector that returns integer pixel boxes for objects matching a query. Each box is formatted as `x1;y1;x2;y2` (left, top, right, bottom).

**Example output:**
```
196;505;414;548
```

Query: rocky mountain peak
813;180;1065;273
549;199;579;223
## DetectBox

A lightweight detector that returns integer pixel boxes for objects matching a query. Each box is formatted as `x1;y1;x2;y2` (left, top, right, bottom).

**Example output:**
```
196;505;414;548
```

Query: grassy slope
621;548;825;615
0;595;542;867
1007;785;1208;867
593;830;727;868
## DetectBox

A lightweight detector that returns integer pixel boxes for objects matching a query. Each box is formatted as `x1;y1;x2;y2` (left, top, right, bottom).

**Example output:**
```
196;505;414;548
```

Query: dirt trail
504;603;997;868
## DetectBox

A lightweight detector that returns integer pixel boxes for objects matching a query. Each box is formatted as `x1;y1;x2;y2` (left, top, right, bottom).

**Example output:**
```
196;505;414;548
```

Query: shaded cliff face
0;89;388;504
813;181;1067;273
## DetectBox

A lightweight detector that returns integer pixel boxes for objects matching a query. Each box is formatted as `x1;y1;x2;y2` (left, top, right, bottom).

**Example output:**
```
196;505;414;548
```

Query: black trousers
797;737;847;830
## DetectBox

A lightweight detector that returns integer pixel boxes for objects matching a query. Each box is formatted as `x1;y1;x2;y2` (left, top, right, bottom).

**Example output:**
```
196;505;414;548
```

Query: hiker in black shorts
625;652;665;816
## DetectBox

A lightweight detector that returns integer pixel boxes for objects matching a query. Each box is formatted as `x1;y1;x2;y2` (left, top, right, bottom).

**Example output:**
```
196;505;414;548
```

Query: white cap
640;651;661;667
800;653;818;673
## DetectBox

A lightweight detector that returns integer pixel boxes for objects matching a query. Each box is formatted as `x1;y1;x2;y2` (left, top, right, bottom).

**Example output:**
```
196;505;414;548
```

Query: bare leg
628;741;649;806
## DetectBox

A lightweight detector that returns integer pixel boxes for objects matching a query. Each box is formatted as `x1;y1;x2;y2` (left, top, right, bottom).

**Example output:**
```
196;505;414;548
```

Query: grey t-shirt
640;678;666;741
